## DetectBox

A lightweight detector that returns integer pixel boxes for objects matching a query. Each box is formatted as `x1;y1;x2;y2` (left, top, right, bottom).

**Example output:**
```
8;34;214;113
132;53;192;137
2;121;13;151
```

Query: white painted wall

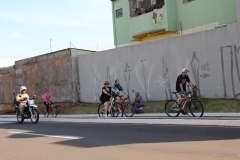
78;21;240;102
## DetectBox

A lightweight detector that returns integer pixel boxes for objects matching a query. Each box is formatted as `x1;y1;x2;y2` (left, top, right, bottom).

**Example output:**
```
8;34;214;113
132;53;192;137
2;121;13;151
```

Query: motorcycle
12;90;39;123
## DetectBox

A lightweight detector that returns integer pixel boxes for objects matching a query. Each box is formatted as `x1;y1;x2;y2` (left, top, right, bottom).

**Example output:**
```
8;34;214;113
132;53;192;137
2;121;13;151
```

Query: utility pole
50;39;52;53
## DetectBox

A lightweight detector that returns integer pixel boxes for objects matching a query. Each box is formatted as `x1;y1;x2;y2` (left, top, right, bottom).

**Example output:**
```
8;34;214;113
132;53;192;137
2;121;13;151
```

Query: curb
1;117;240;127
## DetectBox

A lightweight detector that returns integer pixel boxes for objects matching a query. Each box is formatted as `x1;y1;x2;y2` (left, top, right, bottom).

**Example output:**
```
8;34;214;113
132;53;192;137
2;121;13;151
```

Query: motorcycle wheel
31;109;39;123
16;112;24;123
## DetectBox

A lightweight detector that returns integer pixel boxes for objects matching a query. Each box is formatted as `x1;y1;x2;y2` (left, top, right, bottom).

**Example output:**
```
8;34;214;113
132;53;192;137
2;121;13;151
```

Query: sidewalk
0;113;239;127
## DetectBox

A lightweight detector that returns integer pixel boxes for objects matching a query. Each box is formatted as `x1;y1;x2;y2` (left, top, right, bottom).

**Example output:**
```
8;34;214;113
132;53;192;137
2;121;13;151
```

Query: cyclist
176;68;195;115
112;79;128;103
43;90;54;113
100;81;116;118
16;86;29;118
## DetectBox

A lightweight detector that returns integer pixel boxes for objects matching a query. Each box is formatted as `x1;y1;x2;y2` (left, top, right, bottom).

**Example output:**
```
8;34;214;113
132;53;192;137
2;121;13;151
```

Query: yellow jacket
16;93;29;103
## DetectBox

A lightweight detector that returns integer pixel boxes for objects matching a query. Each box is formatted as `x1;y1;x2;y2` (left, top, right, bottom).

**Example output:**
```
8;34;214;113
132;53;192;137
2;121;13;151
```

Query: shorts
100;97;111;104
178;91;188;98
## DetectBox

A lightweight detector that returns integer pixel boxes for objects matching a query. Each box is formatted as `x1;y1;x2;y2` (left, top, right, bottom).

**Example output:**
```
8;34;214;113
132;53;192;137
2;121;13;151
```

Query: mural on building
93;67;100;102
107;63;122;84
134;59;154;101
221;45;240;98
124;63;132;99
162;56;173;100
190;52;201;97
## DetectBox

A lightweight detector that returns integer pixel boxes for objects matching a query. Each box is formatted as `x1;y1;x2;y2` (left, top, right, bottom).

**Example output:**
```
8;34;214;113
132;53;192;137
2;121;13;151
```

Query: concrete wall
78;20;240;102
0;48;93;113
71;49;96;102
13;49;74;102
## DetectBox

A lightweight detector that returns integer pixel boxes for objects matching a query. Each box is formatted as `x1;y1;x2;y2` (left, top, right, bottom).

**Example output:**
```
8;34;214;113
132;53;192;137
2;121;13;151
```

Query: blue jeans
134;102;144;110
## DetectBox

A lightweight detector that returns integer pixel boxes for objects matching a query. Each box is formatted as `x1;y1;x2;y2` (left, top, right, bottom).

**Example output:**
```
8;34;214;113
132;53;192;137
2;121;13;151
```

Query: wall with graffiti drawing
78;20;240;103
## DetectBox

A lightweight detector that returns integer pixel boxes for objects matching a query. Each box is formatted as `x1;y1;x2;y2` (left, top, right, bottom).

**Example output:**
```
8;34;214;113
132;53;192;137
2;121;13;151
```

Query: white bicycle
98;95;123;117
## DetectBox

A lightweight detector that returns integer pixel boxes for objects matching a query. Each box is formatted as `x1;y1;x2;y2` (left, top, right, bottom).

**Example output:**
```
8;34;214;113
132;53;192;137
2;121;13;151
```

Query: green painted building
110;0;237;47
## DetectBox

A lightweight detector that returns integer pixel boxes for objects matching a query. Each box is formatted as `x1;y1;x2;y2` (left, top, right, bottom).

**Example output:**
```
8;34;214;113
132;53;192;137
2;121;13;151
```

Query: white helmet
20;86;27;92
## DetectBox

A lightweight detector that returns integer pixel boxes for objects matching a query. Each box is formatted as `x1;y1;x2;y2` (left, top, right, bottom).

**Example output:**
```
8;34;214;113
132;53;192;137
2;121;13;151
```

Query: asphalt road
0;121;240;160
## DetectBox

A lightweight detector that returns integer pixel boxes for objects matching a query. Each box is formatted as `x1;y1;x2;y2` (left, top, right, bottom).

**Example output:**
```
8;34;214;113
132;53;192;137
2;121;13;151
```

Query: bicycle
165;87;204;117
43;101;57;117
121;96;134;117
98;95;122;117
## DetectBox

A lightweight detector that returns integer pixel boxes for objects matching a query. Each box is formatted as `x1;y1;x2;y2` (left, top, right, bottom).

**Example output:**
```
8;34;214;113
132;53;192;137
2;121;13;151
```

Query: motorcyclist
16;86;29;118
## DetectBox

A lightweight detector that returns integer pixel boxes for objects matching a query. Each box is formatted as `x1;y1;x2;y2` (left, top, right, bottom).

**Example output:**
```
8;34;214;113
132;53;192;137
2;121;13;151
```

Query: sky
0;0;115;58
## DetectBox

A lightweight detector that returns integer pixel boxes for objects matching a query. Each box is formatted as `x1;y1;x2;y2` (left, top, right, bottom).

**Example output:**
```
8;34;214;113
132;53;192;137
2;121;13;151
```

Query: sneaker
105;115;108;118
182;112;189;115
107;111;109;116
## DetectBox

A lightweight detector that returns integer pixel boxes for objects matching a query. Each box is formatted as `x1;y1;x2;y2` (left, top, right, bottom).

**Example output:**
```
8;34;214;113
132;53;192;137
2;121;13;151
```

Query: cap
182;68;189;73
104;81;109;85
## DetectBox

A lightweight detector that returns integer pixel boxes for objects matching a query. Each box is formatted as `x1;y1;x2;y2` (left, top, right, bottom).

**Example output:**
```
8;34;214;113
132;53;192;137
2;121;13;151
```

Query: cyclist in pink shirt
43;90;54;112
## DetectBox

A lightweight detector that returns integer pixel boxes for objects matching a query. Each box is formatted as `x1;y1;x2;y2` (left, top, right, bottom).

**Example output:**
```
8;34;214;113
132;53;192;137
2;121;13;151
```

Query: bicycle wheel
165;100;180;117
124;103;134;117
51;106;57;117
110;103;121;117
43;107;49;117
189;99;204;117
98;103;106;117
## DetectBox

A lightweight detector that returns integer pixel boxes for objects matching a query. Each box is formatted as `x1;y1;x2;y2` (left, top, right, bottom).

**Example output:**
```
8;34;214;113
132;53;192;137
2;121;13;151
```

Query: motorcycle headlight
28;100;34;105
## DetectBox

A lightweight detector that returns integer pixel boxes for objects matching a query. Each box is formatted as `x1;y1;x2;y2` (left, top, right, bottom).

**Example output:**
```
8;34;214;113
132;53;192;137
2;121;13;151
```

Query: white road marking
8;131;81;140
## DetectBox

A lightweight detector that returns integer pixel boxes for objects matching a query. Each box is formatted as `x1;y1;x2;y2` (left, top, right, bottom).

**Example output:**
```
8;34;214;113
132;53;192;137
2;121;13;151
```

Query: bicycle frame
173;91;194;111
108;97;115;108
108;96;124;112
44;101;57;117
165;86;204;117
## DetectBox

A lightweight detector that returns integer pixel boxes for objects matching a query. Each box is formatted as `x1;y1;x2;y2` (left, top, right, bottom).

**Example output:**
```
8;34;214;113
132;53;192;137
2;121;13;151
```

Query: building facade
111;0;237;47
0;48;94;114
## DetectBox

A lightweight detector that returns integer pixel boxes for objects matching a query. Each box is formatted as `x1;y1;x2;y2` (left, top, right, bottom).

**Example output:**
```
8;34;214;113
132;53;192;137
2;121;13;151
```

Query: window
129;0;164;18
183;0;194;4
116;8;123;18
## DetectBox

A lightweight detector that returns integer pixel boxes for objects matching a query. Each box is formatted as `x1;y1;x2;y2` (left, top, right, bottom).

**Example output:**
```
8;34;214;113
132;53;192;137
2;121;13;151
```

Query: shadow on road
1;122;240;148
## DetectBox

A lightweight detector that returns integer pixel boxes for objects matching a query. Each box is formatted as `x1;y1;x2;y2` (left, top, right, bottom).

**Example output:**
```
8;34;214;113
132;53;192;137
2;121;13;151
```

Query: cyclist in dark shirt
176;68;195;115
100;81;117;118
